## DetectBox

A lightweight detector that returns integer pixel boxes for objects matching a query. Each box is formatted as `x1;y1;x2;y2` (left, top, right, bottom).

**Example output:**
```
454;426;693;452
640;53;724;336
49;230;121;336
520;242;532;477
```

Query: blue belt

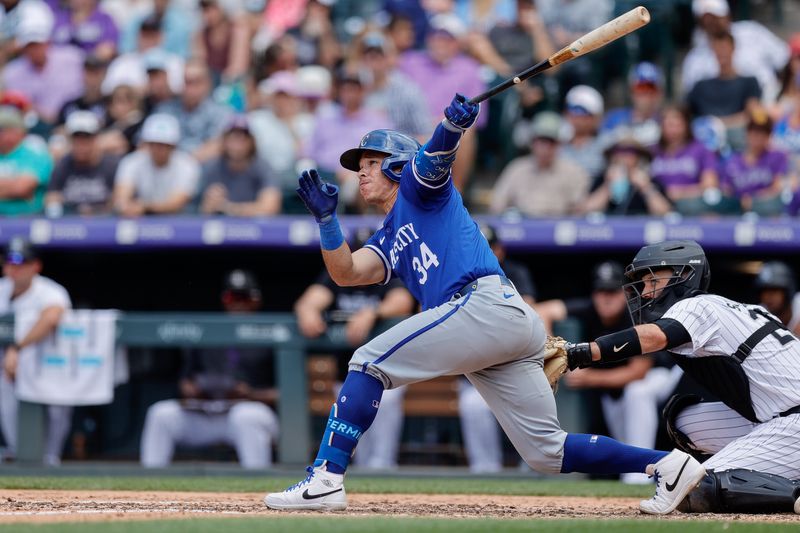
452;275;513;300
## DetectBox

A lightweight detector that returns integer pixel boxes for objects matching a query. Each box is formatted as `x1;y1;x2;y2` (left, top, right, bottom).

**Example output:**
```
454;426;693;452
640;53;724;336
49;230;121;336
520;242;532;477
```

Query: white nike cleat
639;449;706;515
264;466;347;511
794;495;800;514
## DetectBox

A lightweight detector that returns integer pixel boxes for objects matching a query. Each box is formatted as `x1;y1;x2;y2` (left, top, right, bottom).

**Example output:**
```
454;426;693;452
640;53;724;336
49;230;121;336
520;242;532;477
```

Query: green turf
1;517;796;533
0;476;654;497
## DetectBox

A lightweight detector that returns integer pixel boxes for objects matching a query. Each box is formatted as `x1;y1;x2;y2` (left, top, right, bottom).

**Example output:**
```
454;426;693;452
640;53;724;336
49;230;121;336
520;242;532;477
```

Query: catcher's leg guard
663;394;711;461
678;469;800;513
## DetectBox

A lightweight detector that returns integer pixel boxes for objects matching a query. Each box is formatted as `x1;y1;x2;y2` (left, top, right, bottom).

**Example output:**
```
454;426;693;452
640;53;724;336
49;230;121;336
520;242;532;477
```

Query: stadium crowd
0;0;796;218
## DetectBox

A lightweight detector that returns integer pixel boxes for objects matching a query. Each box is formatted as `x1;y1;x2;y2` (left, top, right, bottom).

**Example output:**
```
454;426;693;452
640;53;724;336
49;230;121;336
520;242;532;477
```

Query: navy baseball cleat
639;449;706;514
264;466;347;510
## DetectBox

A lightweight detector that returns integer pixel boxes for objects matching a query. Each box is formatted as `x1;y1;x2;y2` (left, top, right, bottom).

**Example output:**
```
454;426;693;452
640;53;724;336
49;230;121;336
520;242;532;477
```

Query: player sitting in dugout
565;240;800;514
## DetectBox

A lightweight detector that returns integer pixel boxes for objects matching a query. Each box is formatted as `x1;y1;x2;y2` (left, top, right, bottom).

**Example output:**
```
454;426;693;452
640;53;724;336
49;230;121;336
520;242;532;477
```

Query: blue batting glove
443;93;480;131
296;169;339;223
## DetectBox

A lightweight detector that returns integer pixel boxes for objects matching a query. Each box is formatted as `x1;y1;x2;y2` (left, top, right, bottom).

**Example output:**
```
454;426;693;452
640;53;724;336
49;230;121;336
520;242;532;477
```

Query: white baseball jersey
663;294;800;422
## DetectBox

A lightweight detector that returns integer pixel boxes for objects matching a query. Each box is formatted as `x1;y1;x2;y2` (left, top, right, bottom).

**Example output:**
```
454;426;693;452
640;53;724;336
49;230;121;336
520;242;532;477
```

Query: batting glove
296;169;339;223
443;93;480;131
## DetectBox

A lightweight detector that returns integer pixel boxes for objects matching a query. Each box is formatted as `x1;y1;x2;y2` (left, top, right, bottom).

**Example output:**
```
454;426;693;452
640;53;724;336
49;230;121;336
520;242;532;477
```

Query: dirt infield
0;491;798;524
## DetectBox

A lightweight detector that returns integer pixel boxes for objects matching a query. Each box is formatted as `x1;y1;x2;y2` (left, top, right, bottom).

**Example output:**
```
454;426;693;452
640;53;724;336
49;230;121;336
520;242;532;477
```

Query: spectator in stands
102;16;185;100
294;64;332;113
579;136;671;216
0;106;53;216
119;0;193;58
157;59;232;163
142;49;177;118
2;15;84;127
399;13;486;190
682;0;788;105
773;33;800;119
140;269;279;469
294;228;415;469
560;85;605;179
535;0;612;94
459;224;538;473
112;113;200;216
490;111;589;217
535;261;682;484
0;236;73;466
45;111;119;216
754;261;800;336
97;84;145;155
357;31;431;139
687;31;761;152
650;105;720;215
285;0;341;69
248;71;314;191
192;0;250;85
198;115;281;217
50;0;119;61
719;108;789;216
55;54;110;132
600;62;663;148
385;13;418;54
303;70;390;212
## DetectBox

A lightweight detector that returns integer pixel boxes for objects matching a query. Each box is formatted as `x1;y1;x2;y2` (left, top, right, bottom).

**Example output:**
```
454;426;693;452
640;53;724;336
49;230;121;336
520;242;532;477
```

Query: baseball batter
265;94;704;515
566;240;800;513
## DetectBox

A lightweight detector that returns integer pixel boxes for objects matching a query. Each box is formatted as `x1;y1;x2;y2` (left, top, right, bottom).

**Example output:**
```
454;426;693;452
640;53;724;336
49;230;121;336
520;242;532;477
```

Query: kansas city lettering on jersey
389;222;420;268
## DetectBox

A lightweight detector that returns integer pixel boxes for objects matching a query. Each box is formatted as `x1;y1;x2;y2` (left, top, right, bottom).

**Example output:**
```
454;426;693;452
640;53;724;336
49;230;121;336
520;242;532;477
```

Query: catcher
554;240;800;514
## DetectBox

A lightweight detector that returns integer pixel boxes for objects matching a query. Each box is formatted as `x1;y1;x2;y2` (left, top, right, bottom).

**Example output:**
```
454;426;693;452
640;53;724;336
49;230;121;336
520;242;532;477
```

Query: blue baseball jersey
364;154;504;311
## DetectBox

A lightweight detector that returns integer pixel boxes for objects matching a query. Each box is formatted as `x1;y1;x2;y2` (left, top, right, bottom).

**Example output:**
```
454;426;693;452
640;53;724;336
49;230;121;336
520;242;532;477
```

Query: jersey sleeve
399;121;459;208
363;230;392;286
661;297;718;353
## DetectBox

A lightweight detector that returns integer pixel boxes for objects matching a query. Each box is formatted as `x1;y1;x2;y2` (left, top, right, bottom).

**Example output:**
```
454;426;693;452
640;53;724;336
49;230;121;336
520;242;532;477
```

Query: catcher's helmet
623;240;711;325
340;129;420;182
755;261;796;297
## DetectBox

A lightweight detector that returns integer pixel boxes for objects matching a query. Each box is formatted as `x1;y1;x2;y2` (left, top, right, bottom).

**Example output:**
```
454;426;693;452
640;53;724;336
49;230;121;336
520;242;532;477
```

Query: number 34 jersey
663;293;800;421
364;164;503;311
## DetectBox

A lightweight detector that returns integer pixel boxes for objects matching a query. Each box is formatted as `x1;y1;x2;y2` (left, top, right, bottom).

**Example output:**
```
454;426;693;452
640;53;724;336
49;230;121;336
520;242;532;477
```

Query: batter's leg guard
663;394;711;461
678;469;800;514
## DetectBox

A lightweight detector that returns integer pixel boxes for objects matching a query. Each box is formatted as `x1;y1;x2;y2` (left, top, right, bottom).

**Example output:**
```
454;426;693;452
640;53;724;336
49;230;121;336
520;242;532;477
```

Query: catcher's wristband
566;342;593;370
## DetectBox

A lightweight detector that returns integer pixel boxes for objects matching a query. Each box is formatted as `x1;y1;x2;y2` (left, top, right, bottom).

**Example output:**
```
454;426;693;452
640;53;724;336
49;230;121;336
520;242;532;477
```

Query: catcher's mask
623;240;710;325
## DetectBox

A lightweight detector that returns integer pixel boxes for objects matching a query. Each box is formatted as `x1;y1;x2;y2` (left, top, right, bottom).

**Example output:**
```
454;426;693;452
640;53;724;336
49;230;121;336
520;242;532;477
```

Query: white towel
15;309;124;406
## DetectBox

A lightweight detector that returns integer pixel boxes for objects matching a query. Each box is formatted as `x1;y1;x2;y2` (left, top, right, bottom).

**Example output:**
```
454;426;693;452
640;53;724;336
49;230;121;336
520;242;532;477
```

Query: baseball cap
143;49;169;72
363;32;388;53
746;107;773;132
629;62;662;89
428;13;466;39
692;0;730;18
4;236;38;265
530;111;562;141
140;13;162;33
224;114;251;133
0;105;25;129
84;53;108;70
16;24;50;47
592;261;625;291
223;269;261;299
295;65;332;99
15;1;54;46
140;113;181;145
604;135;653;161
565;85;604;116
65;110;101;136
258;71;300;96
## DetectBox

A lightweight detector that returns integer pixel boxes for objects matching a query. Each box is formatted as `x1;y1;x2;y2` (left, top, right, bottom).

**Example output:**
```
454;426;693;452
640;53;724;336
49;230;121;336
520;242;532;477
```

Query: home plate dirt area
0;491;798;524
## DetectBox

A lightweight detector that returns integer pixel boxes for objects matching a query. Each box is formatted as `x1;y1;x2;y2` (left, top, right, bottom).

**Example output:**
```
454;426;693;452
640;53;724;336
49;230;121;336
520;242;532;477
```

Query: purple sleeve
699;145;718;173
772;150;789;175
98;12;120;46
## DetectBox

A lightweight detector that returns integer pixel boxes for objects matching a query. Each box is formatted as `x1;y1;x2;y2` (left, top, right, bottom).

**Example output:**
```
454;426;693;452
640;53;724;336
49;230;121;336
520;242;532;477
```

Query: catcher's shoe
264;466;347;511
639;449;706;515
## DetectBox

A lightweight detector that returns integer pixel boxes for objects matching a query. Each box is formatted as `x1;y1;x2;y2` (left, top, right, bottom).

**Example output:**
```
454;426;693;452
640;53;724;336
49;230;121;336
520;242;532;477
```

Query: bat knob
513;77;521;84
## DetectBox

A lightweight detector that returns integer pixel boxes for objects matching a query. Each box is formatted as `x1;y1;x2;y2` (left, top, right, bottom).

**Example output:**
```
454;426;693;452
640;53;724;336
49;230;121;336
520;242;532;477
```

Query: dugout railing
0;313;583;466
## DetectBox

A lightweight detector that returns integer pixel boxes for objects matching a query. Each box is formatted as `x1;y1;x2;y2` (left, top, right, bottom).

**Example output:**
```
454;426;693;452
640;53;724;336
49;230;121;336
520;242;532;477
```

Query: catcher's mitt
543;335;569;393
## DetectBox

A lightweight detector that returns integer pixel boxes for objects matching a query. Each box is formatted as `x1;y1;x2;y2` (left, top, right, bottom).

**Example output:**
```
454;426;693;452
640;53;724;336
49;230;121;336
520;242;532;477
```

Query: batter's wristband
595;328;642;362
319;212;344;250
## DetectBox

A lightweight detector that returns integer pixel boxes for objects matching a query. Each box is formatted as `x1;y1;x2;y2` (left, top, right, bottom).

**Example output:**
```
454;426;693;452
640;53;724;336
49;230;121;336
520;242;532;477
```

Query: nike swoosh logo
503;293;514;299
379;237;385;244
613;342;629;352
302;488;343;500
665;456;691;492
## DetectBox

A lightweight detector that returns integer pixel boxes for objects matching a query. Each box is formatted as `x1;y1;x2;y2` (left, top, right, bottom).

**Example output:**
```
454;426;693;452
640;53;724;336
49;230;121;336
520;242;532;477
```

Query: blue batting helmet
340;129;420;182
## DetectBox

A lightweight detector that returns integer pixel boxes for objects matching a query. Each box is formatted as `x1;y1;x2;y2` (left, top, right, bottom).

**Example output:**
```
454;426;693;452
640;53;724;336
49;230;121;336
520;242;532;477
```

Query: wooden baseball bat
468;6;651;105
